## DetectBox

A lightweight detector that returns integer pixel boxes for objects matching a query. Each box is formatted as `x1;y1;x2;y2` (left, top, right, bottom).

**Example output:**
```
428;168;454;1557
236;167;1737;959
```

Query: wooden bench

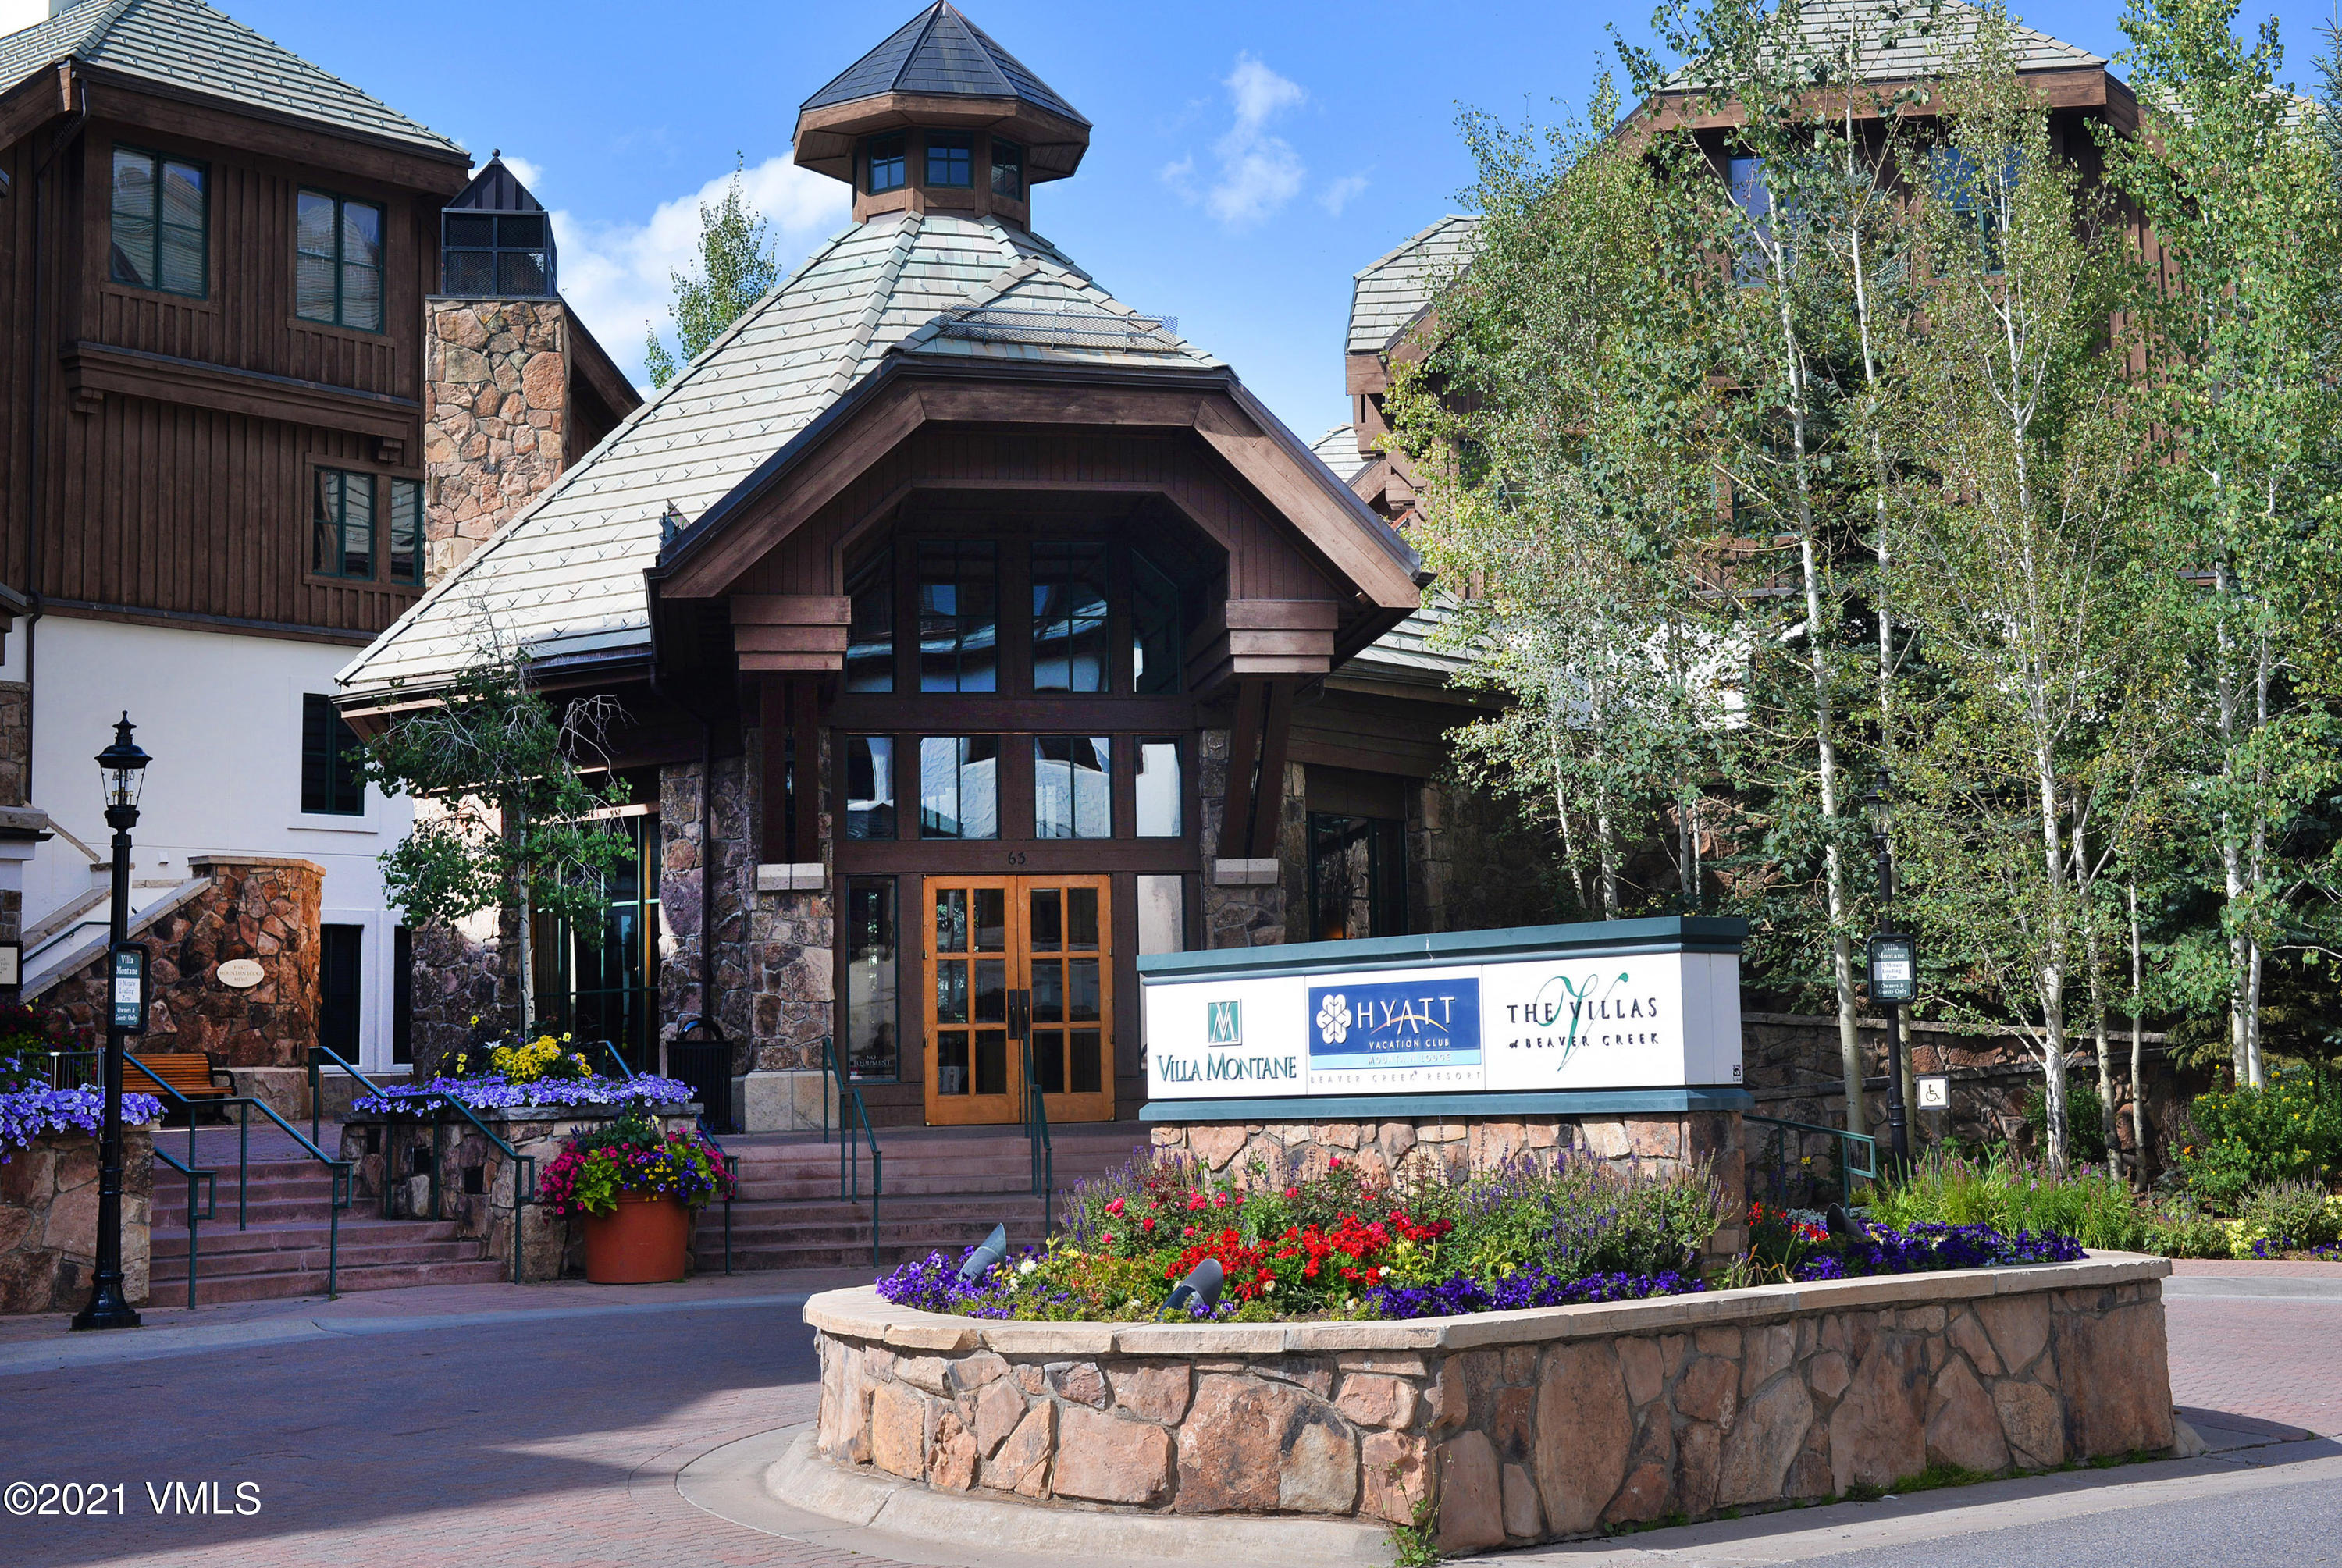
129;1053;232;1118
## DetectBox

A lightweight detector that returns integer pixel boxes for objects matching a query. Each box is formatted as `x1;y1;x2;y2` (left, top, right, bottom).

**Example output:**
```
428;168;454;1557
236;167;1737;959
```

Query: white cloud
1319;172;1370;216
498;153;546;192
1161;53;1310;229
541;156;849;386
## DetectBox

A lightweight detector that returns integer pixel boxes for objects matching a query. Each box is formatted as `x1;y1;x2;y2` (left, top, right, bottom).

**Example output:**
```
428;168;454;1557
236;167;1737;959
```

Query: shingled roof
1348;214;1481;356
337;213;1223;698
800;2;1087;126
0;0;464;158
1660;0;2105;92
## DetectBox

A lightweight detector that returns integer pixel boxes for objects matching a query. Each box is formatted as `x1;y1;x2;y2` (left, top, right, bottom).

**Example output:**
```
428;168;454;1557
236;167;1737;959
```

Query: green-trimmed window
301;694;365;815
867;134;906;194
296;189;384;330
387;477;422;585
313;468;376;579
109;146;206;297
990;140;1023;200
926;131;973;189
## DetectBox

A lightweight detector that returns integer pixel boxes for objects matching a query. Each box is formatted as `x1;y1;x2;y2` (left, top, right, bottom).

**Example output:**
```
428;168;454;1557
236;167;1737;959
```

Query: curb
680;1424;1393;1567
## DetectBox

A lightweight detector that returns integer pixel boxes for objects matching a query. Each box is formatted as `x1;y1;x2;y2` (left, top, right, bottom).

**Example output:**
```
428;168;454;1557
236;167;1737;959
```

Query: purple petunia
1790;1219;2084;1282
1363;1268;1704;1320
351;1072;697;1116
0;1087;169;1161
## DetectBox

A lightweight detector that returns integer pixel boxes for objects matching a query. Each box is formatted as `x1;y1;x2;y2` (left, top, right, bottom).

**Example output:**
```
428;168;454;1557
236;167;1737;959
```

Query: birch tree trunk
2129;879;2148;1185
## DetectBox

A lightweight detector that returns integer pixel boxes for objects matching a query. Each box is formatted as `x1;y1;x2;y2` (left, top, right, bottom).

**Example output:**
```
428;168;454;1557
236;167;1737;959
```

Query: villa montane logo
1206;1000;1242;1047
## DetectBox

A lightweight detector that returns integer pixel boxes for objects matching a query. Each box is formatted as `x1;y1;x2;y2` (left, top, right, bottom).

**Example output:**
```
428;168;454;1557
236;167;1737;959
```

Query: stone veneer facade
423;300;576;584
0;1125;155;1313
806;1254;2175;1551
1149;1111;1750;1266
39;855;322;1073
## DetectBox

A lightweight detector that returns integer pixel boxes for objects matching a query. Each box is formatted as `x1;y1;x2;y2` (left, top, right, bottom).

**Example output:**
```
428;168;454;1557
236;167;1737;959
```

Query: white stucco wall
16;614;412;1068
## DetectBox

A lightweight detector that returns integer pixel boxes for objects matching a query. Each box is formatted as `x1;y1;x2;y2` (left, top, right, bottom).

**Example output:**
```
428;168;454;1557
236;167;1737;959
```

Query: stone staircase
150;1154;506;1306
700;1124;1151;1271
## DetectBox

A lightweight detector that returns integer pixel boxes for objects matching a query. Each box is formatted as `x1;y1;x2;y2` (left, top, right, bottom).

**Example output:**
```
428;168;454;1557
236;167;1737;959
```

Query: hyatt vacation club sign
1139;917;1745;1103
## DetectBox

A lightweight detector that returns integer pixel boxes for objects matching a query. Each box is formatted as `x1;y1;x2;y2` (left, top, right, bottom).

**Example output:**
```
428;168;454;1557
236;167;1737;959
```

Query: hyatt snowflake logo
1206;1000;1242;1047
1315;994;1352;1045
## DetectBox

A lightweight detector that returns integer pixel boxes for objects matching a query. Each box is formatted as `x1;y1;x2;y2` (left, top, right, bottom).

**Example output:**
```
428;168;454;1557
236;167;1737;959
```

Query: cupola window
990;140;1023;200
867;134;907;194
925;131;973;189
443;212;552;296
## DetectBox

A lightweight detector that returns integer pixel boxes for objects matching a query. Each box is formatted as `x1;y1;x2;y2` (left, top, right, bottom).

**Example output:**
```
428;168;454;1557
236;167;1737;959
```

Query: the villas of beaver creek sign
1138;917;1746;1102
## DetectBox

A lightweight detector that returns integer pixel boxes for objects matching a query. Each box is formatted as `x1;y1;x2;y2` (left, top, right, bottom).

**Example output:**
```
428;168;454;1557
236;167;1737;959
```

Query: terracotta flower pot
582;1193;691;1283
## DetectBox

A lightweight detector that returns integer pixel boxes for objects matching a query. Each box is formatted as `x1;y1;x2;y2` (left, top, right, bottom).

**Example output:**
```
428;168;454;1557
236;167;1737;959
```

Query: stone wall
37;855;322;1071
1740;1012;2193;1186
0;679;27;808
423;299;573;585
340;1104;703;1282
806;1253;2174;1550
1148;1111;1748;1266
0;1125;154;1313
657;755;756;1066
405;915;509;1076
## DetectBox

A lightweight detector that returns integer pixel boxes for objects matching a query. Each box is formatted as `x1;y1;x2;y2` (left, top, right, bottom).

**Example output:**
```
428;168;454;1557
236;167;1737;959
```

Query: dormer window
443;212;551;296
990;140;1023;200
925;131;973;189
867;134;906;194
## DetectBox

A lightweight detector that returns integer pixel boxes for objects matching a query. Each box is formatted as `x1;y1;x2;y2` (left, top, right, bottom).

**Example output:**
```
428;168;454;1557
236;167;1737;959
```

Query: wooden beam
731;594;852;625
1220;680;1265;861
732;624;849;655
760;679;791;865
792;677;823;865
1248;680;1294;863
60;341;422;439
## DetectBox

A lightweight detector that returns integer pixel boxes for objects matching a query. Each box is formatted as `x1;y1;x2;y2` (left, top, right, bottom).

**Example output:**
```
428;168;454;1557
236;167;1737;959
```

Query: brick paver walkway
1;1258;2333;1567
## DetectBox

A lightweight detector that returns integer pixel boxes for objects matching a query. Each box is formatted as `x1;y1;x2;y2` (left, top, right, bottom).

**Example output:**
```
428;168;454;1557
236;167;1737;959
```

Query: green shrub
2022;1078;2111;1170
1868;1146;2144;1251
2239;1179;2341;1248
2172;1065;2342;1213
2137;1197;2235;1259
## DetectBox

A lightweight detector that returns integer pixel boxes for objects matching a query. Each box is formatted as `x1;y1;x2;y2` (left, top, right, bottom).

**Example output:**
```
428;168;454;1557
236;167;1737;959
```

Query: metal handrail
326;1047;539;1285
1021;1038;1055;1236
150;1145;214;1311
1744;1113;1879;1194
823;1033;881;1266
589;1039;635;1080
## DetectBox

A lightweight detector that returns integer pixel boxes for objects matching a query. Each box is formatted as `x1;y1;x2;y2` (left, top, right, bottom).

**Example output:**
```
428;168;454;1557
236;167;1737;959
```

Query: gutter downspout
25;72;87;818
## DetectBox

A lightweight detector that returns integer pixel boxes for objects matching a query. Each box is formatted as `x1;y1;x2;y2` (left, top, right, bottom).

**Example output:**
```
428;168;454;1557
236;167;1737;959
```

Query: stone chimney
422;300;573;583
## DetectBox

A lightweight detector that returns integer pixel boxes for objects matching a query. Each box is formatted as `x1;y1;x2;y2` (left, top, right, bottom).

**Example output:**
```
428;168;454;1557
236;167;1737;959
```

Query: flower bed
351;1072;695;1116
1;1087;166;1159
874;1150;2087;1324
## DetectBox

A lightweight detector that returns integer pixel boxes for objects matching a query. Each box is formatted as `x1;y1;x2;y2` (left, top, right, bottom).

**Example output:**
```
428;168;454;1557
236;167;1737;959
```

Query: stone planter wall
806;1253;2173;1552
1148;1110;1748;1265
0;1124;155;1313
340;1104;703;1281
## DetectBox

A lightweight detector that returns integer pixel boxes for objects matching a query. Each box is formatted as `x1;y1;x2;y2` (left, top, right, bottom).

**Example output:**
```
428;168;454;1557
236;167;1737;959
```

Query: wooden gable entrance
647;370;1423;1127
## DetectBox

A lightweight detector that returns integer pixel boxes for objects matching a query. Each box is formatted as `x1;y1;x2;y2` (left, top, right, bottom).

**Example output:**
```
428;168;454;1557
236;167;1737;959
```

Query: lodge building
335;4;1545;1131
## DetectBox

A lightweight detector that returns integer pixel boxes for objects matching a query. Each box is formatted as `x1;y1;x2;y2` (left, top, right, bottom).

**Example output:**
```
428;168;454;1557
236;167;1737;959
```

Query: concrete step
153;1236;488;1282
155;1258;512;1307
151;1218;469;1258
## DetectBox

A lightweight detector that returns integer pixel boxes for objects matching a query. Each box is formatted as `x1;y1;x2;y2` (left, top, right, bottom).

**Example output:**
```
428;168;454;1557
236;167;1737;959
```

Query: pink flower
1212;1191;1230;1208
1328;1157;1343;1170
1105;1198;1125;1217
1284;1186;1300;1200
1102;1232;1116;1245
1187;1193;1208;1211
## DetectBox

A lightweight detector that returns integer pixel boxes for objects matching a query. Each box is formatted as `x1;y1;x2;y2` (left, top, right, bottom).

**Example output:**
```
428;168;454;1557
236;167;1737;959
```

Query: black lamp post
73;713;148;1332
1864;773;1912;1175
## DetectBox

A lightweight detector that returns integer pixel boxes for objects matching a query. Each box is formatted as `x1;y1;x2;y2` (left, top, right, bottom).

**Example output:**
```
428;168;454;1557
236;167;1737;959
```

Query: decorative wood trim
60;340;420;439
1248;679;1294;859
731;594;852;624
792;677;822;866
733;625;850;654
760;678;789;865
78;75;471;192
1220;679;1264;860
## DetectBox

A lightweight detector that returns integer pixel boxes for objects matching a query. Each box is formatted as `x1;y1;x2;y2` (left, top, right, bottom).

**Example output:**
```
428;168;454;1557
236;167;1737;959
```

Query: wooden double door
923;874;1115;1126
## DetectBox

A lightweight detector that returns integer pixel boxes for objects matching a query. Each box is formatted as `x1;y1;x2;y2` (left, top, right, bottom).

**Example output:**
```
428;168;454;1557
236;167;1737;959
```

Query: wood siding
3;101;461;637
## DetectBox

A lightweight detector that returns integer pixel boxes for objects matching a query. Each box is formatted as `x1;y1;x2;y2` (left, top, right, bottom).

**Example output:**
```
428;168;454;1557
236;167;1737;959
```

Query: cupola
440;153;554;297
792;2;1089;229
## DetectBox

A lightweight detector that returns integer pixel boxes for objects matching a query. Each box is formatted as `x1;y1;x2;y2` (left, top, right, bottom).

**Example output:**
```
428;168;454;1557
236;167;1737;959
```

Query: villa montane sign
1140;917;1745;1103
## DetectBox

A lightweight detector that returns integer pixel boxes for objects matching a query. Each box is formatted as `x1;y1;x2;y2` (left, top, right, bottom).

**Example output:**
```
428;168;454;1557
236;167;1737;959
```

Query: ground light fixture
74;713;150;1332
1164;1257;1223;1314
959;1223;1009;1280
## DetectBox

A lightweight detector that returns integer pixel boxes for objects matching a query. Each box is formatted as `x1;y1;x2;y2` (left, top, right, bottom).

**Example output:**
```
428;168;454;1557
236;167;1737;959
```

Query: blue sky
184;0;2338;439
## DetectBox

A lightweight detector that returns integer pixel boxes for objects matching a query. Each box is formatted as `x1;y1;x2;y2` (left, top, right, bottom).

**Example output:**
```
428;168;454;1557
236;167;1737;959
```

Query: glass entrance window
1027;884;1104;1097
532;812;661;1068
845;734;895;839
845;878;899;1079
920;736;999;838
1034;736;1110;838
918;542;996;692
1309;812;1406;941
1135;738;1181;836
1031;542;1109;692
931;885;1009;1100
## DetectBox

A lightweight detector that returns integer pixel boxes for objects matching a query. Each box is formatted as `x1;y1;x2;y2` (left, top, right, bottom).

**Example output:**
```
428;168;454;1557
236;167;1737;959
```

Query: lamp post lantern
1863;772;1912;1175
73;712;149;1332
